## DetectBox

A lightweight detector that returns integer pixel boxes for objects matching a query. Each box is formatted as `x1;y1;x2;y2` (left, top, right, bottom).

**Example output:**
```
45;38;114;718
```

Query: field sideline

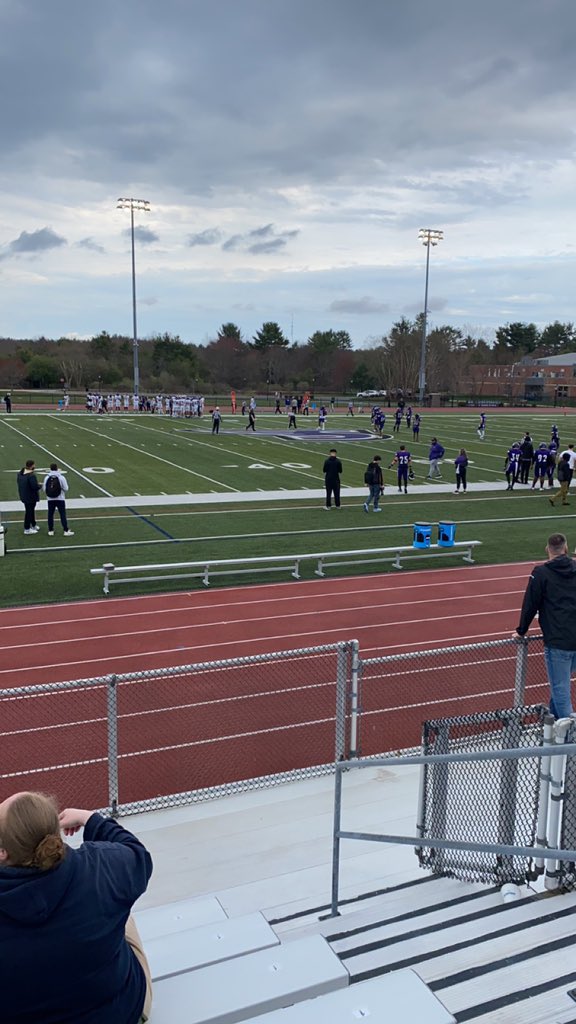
1;408;575;608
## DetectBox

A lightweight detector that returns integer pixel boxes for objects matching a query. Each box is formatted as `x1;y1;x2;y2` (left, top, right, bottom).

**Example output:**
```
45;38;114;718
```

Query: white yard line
48;416;240;492
0;419;114;496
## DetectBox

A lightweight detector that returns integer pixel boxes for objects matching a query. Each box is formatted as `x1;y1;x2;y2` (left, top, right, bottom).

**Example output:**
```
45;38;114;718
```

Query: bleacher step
239;969;455;1023
135;895;226;942
150;933;348;1024
147;911;279;980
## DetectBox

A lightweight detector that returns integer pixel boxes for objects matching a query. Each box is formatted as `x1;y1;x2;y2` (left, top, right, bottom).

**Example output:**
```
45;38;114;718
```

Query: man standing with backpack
43;463;74;537
363;455;384;512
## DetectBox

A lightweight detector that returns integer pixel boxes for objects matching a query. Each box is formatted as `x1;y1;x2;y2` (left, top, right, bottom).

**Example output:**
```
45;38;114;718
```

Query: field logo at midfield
248;462;312;470
82;466;115;474
272;429;389;442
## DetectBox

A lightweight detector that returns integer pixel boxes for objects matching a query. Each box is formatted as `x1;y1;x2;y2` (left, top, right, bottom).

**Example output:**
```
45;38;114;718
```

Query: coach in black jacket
515;533;576;717
323;448;343;509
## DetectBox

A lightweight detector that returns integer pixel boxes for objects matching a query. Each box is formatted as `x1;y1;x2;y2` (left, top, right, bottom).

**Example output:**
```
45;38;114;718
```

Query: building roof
533;353;576;366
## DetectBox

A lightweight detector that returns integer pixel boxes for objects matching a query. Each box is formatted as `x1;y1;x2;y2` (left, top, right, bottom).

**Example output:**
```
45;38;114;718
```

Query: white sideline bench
146;911;279;981
149;933;349;1024
135;896;227;943
240;969;456;1024
91;542;482;594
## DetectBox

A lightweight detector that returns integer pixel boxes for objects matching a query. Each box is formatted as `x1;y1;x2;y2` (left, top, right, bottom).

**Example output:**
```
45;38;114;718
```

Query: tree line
0;318;574;395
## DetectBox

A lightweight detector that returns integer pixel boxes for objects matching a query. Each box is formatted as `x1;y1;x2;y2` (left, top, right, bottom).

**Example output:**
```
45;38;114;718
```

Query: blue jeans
366;484;381;509
544;647;576;718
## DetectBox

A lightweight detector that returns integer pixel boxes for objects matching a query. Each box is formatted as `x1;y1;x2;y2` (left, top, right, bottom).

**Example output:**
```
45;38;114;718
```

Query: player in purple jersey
477;412;486;440
412;413;421;440
546;442;558;487
405;405;412;428
393;407;402;433
551;424;560;448
374;410;385;435
389;444;411;494
505;443;521;490
531;443;550;490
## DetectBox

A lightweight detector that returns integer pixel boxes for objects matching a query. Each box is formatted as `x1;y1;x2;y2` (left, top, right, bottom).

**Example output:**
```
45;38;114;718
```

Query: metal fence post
107;675;119;817
514;637;529;707
335;643;349;761
349;640;360;759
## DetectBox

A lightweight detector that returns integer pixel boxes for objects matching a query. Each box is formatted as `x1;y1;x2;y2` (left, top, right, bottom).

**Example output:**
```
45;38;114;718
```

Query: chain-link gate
417;705;547;883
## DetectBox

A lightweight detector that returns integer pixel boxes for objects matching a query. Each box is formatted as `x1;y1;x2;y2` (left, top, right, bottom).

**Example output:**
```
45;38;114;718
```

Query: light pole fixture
417;228;443;405
117;197;150;398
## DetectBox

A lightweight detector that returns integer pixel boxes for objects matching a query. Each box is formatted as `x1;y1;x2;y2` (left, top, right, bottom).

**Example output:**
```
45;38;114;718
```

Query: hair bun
33;834;65;870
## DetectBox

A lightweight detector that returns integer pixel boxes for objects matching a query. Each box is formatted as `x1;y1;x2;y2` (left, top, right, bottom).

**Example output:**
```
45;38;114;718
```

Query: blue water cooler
413;523;432;549
438;521;457;547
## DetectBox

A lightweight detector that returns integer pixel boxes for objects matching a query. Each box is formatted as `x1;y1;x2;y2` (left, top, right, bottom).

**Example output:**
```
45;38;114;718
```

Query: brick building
468;353;576;404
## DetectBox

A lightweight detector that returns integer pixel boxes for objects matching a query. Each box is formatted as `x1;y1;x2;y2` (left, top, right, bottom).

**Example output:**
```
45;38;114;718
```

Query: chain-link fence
0;642;356;816
355;636;549;759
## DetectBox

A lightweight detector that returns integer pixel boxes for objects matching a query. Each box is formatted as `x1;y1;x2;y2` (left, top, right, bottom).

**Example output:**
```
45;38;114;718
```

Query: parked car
356;389;387;398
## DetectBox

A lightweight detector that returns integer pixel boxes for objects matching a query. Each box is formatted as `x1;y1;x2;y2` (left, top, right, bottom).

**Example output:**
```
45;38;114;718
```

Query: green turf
1;409;575;607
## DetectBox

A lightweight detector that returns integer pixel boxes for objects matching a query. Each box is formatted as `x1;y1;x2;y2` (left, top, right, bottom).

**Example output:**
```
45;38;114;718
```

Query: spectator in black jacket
323;448;343;508
515;533;576;717
17;460;40;534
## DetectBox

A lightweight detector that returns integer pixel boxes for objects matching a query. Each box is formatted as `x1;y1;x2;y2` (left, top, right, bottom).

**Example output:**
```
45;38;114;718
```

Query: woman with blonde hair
0;791;153;1023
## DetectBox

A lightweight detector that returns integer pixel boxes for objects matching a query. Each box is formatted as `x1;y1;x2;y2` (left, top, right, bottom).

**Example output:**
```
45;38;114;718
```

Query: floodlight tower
417;228;443;405
117;197;150;398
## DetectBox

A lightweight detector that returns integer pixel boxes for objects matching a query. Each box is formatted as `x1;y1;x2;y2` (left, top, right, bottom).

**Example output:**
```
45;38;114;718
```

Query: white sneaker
48;531;54;536
32;525;40;532
24;529;34;535
63;530;75;537
373;508;382;513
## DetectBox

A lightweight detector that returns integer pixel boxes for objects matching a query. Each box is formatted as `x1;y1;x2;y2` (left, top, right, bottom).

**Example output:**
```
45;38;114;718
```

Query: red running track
0;561;537;685
0;562;547;809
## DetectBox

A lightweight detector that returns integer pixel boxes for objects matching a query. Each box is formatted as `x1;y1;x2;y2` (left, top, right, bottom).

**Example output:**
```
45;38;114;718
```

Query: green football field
1;408;575;608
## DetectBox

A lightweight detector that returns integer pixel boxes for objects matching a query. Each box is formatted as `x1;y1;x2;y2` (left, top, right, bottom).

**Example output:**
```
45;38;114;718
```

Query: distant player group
504;425;576;506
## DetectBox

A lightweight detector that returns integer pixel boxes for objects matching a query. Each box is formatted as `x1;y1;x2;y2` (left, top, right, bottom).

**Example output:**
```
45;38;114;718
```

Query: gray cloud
3;227;66;257
76;237;105;253
125;226;159;244
223;224;299;255
188;228;222;247
0;0;571;204
329;297;390;315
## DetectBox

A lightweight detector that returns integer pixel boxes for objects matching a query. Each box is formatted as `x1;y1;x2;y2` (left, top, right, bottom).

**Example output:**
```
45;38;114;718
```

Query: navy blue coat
0;813;153;1024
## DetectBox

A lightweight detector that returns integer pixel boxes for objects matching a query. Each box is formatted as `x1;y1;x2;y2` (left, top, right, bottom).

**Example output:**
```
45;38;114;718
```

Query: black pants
455;468;467;491
325;481;341;507
23;502;37;529
246;422;255;431
212;422;220;433
47;500;69;532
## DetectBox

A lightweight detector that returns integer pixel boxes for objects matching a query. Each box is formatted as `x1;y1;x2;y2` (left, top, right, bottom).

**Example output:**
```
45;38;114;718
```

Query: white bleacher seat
240;969;456;1023
149;934;349;1024
135;895;226;943
147;911;280;980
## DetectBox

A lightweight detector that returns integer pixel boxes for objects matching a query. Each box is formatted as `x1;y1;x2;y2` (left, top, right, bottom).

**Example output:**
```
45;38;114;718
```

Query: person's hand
59;808;93;836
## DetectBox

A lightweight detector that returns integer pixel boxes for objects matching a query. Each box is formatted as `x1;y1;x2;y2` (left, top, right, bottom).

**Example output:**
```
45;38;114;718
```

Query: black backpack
45;474;61;499
364;464;375;485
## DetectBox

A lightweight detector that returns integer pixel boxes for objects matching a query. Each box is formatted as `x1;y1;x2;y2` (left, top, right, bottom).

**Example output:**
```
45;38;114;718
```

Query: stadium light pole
117;197;150;398
417;228;443;405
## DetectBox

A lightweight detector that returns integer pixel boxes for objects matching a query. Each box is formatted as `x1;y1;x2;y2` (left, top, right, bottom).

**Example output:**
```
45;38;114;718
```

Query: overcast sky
0;0;575;347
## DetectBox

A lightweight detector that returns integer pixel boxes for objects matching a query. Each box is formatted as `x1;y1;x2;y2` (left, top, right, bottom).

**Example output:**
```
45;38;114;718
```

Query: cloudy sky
0;0;575;347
